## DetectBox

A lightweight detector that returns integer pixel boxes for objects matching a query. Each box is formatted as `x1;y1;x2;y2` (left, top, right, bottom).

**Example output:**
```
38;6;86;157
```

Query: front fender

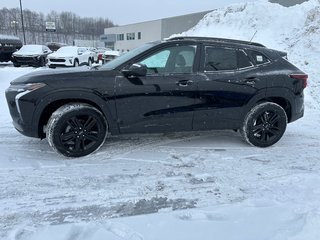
32;88;118;137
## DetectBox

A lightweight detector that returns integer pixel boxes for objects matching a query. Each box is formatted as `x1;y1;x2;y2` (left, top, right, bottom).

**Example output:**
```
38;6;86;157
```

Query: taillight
98;53;103;60
290;74;308;88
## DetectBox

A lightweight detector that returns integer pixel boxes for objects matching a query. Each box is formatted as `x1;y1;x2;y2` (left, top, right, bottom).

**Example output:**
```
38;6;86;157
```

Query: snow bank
176;0;320;108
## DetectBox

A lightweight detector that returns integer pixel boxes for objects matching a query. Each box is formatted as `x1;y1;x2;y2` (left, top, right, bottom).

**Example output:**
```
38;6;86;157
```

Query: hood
13;51;41;56
48;52;75;58
10;67;118;85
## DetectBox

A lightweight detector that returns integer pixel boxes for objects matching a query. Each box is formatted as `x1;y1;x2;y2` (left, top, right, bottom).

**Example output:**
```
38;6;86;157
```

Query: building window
138;32;141;40
126;32;135;40
117;34;124;41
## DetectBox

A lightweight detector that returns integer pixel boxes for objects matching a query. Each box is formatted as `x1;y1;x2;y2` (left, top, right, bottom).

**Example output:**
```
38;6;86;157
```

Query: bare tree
0;8;115;45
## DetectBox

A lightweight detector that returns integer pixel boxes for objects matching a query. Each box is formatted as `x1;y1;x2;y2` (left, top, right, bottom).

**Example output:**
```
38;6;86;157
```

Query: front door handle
176;80;193;87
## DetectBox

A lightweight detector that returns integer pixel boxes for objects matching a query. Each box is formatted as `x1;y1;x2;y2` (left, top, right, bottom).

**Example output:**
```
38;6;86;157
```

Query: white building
102;10;211;52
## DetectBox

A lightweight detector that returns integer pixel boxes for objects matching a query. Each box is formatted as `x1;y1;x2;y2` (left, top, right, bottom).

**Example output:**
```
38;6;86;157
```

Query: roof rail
167;36;266;47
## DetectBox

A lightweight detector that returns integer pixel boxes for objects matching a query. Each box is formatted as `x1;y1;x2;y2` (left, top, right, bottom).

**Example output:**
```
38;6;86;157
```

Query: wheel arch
257;97;292;123
34;91;117;139
245;88;294;124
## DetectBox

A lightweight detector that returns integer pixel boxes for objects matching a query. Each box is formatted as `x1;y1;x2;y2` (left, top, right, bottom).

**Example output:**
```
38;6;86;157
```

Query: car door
193;45;266;130
115;43;200;134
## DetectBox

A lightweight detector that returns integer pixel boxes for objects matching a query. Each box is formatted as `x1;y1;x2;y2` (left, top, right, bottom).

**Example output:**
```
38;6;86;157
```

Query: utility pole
19;0;26;44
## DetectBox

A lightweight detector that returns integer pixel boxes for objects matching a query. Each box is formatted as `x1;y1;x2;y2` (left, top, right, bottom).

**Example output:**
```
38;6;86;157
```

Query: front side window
205;47;237;71
140;45;196;74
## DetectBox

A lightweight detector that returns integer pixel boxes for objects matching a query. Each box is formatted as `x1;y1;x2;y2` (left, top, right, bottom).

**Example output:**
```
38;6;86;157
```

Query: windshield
100;42;158;70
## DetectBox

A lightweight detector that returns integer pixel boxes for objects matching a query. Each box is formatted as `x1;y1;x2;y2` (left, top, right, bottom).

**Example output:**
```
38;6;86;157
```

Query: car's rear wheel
240;102;287;147
46;103;108;157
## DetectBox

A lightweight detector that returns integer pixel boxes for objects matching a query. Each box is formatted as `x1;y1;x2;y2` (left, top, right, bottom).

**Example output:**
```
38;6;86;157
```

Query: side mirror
122;63;147;78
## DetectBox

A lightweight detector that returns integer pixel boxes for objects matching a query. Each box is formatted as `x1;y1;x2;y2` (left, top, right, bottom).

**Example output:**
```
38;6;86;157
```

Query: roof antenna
249;30;258;43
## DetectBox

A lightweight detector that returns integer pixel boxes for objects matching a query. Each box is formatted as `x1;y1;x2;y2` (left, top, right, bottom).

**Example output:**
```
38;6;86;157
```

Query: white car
101;50;120;64
47;46;94;68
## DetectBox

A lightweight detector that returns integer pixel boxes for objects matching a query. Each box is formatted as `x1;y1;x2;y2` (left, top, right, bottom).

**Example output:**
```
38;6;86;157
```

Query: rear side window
249;50;270;65
237;50;253;69
205;47;237;71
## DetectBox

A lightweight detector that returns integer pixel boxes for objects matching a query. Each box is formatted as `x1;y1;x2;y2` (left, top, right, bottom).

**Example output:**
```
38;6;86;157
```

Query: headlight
8;83;47;93
6;83;47;115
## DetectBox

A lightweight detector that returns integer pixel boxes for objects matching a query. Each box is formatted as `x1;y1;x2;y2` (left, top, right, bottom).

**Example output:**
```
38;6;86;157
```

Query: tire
73;59;79;67
13;63;21;67
46;103;108;157
88;58;92;67
240;102;287;148
39;57;45;67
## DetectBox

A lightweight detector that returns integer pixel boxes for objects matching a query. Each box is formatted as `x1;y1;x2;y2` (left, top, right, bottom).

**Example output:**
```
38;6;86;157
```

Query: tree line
0;8;115;45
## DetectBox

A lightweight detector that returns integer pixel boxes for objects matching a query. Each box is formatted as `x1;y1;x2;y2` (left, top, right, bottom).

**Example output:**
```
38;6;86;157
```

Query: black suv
6;37;307;157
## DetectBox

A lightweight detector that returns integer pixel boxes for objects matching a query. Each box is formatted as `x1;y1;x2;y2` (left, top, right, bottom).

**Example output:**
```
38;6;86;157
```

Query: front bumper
12;56;41;66
5;85;43;138
48;58;74;67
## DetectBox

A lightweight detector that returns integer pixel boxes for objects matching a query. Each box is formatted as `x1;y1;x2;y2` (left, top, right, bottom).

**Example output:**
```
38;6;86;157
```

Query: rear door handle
242;77;260;85
176;80;193;87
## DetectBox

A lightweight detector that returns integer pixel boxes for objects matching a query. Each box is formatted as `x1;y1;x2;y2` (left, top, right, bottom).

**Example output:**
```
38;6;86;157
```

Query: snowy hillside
177;0;320;108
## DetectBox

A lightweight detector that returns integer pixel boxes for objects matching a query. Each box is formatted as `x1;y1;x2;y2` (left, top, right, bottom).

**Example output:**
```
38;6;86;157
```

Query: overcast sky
0;0;256;25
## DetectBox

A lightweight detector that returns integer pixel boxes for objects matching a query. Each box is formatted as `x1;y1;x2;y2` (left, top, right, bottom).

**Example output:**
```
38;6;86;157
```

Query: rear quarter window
249;50;270;65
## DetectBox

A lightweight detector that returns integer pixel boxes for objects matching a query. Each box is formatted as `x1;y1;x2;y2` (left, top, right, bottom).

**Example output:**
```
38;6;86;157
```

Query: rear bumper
290;92;304;123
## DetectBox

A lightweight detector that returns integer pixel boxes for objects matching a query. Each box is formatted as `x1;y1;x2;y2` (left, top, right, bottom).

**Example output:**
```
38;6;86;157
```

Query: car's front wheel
46;103;108;157
240;102;287;147
73;59;79;67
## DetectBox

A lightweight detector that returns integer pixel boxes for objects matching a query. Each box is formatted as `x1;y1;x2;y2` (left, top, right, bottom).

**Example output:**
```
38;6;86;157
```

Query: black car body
6;37;307;157
0;35;22;62
12;44;52;67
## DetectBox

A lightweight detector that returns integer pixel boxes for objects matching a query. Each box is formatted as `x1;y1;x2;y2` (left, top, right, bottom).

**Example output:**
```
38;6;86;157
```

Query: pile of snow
176;0;320;108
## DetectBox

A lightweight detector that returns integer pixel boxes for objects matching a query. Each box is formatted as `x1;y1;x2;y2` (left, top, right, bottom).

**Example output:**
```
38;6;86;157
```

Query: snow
13;45;44;55
51;46;79;56
174;0;320;108
1;1;320;239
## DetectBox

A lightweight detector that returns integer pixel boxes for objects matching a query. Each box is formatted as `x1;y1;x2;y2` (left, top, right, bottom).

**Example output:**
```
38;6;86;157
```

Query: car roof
167;36;266;48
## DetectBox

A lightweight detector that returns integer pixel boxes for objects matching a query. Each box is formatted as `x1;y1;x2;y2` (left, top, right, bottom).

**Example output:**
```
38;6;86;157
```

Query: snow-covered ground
1;1;320;239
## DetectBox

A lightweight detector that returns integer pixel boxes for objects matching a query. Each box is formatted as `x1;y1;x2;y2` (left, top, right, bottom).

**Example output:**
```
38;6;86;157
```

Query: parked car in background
0;35;22;62
87;47;99;63
93;47;110;63
12;44;52;67
47;46;94;68
46;42;67;52
5;37;307;157
102;50;120;63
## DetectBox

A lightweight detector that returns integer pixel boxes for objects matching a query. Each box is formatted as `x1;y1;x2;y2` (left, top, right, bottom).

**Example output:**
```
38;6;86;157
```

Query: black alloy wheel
47;103;107;157
241;102;287;147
